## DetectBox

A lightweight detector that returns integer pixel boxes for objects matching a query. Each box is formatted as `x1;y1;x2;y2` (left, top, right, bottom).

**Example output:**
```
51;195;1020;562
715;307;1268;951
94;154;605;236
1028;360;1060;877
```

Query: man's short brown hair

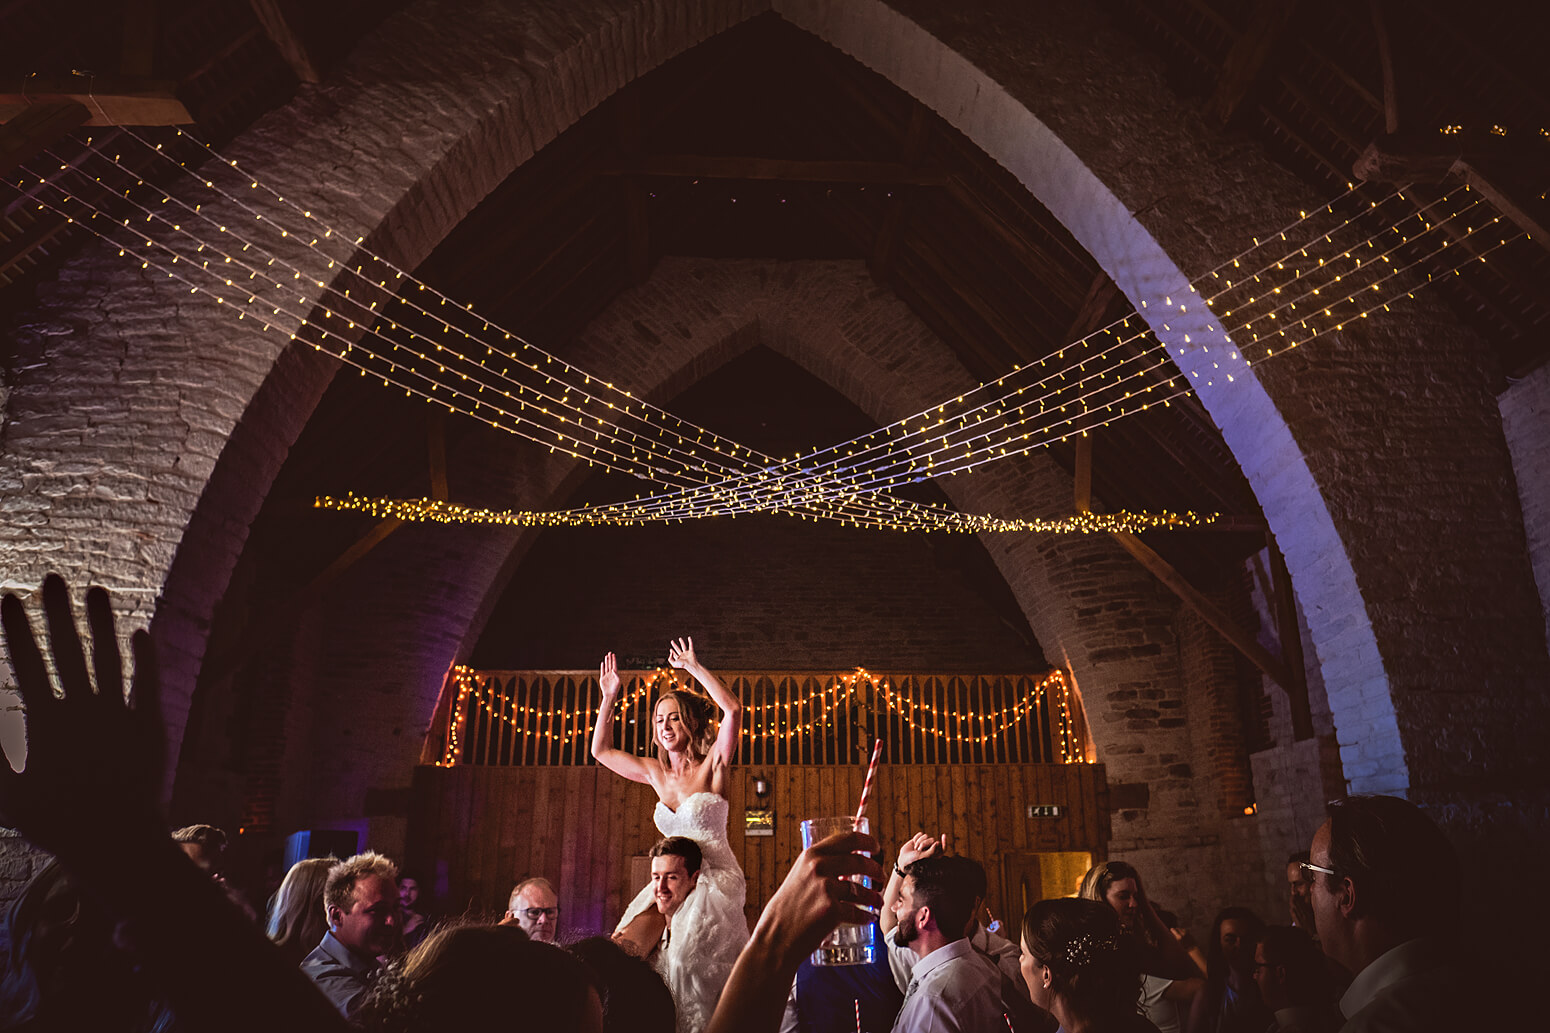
649;836;702;875
323;851;399;916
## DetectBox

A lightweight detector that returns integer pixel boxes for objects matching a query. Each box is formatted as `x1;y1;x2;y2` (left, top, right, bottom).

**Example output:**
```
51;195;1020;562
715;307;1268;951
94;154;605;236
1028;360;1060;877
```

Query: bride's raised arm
591;651;655;785
668;636;742;768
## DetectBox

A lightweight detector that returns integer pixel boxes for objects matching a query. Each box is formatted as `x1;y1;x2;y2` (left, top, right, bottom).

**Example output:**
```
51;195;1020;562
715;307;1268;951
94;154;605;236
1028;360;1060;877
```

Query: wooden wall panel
407;763;1108;941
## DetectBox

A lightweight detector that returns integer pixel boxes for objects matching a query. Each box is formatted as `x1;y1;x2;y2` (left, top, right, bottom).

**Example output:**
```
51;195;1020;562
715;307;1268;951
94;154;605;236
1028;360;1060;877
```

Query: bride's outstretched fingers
600;651;621;695
668;636;697;669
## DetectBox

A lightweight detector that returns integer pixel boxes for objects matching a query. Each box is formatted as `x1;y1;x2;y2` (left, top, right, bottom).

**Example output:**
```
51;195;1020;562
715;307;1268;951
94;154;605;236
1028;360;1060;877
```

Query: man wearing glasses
504;876;561;943
1303;796;1462;1032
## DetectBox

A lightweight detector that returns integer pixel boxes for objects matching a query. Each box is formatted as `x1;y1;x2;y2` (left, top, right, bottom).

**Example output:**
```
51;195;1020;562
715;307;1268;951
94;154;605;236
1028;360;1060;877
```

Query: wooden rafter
1368;0;1400;134
1210;0;1300;126
597;154;949;186
0;76;190;125
0;100;88;175
246;0;321;84
1112;531;1294;692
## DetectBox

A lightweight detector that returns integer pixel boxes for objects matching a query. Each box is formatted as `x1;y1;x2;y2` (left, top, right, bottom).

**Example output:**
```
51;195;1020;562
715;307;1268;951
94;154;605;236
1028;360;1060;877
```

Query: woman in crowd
591;638;747;1033
1185;907;1269;1033
357;923;603;1033
1020;897;1158;1033
567;936;677;1033
266;858;334;968
397;874;429;951
1079;862;1201;982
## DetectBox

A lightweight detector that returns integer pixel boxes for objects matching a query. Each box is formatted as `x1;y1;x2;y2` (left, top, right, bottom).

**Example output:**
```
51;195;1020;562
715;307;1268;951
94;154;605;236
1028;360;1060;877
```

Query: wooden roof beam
1210;0;1300;127
0;100;89;175
597;154;950;186
0;76;190;125
1111;530;1295;692
247;0;321;84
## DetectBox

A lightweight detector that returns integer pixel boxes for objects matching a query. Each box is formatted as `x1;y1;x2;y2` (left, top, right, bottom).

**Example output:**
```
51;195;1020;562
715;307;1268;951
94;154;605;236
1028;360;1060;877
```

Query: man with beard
886;854;1015;1033
301;851;403;1018
1285;852;1316;935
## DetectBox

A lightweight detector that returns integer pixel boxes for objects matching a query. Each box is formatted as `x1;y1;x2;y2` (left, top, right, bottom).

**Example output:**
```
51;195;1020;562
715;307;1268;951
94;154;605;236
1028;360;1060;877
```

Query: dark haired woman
1021;897;1159;1033
1184;907;1269;1033
591;637;747;1033
357;924;603;1033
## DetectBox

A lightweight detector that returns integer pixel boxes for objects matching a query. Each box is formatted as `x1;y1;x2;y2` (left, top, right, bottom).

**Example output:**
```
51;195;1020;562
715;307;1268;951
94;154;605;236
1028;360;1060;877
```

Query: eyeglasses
1299;860;1336;879
518;907;560;920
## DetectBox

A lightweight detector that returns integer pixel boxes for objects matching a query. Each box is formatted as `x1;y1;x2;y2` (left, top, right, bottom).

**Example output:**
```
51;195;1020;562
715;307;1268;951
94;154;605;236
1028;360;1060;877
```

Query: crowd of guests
0;575;1485;1032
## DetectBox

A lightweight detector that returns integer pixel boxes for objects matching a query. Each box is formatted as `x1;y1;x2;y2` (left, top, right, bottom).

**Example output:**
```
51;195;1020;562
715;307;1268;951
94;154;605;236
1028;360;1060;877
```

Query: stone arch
3;0;1542;821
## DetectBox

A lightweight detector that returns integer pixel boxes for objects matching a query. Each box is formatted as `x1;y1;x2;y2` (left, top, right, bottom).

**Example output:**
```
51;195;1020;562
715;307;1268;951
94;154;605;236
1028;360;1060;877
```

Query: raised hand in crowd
1;574;347;1033
879;830;946;934
706;829;882;1033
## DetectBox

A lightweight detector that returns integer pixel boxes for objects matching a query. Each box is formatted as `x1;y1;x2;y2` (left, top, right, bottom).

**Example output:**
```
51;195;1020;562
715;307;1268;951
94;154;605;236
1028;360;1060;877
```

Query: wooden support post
872;104;929;274
1268;539;1313;739
1111;531;1295;692
1369;0;1400;134
616;86;652;285
0;100;90;176
428;408;449;502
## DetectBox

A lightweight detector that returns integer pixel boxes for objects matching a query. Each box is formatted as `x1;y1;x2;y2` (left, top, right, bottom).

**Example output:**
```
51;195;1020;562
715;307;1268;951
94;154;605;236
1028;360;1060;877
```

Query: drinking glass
800;815;877;965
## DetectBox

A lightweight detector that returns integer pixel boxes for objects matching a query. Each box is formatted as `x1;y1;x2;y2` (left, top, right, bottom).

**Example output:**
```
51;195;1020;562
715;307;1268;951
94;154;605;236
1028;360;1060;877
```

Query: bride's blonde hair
652;688;717;764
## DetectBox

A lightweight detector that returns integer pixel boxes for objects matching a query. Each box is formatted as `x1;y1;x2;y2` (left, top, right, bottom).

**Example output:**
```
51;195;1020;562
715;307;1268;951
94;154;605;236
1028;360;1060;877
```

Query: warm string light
18;129;1526;533
439;665;1083;761
313;493;1221;534
23;135;973;533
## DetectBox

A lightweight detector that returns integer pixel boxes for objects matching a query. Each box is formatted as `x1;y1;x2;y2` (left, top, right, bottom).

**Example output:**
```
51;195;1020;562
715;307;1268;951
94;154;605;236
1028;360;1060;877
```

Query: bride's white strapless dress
615;791;750;1033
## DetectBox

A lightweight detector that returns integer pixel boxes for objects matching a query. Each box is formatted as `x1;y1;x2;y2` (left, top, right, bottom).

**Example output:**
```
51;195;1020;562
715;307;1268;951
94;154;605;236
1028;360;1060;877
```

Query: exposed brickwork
1500;363;1550;653
1176;602;1253;818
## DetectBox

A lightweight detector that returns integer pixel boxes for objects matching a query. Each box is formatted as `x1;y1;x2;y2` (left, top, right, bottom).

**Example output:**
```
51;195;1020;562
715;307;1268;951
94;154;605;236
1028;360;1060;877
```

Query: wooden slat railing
432;667;1090;767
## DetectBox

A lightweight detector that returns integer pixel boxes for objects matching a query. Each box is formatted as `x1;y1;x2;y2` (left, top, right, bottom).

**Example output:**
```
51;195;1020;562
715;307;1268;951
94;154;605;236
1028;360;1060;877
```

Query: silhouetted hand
755;829;883;960
0;574;164;857
708;831;884;1033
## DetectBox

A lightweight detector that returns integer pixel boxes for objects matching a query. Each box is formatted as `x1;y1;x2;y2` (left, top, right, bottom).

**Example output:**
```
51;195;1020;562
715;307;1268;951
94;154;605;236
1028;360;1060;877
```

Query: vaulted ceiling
3;0;1546;602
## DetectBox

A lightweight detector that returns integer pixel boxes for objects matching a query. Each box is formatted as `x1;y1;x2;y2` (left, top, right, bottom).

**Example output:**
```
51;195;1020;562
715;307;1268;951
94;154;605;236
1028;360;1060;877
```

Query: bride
592;637;749;1033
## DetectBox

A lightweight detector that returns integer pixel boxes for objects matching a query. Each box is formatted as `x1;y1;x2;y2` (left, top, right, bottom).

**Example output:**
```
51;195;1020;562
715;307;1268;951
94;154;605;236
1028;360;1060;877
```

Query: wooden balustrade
434;667;1090;767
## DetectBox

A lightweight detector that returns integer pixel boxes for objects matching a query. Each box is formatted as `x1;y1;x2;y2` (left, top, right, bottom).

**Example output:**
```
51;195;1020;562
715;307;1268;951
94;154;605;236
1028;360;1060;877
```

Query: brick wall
1500;363;1550;653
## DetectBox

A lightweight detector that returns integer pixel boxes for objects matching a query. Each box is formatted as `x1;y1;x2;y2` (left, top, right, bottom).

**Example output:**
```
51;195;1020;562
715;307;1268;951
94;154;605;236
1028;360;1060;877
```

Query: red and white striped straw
854;736;885;826
854;999;861;1033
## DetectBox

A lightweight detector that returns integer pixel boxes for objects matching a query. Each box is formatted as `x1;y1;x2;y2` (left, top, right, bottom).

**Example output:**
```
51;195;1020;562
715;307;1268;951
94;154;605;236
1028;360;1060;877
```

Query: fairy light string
19;144;975;532
439;665;1083;766
14;128;1527;531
